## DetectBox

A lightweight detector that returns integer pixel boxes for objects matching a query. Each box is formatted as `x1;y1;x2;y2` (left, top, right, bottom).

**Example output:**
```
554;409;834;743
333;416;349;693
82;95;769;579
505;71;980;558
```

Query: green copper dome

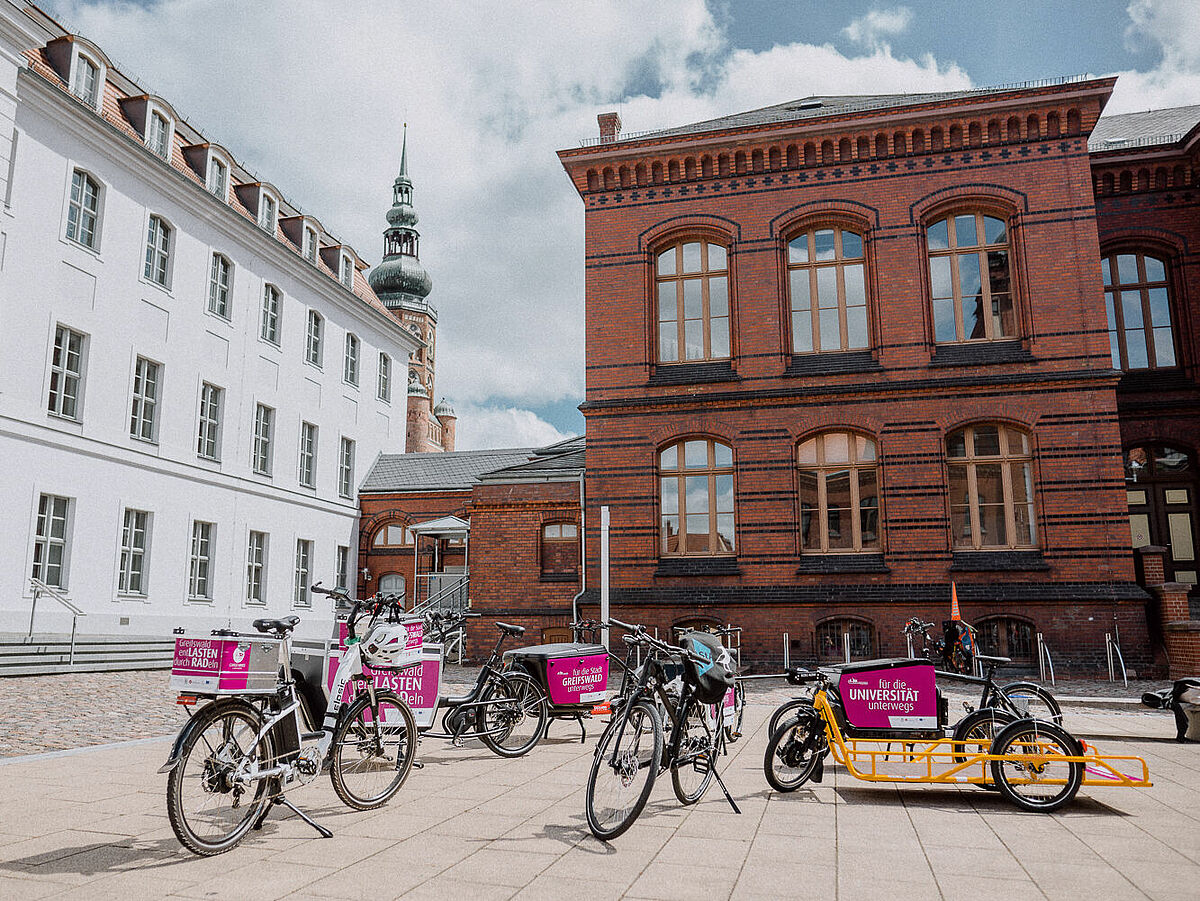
368;125;433;303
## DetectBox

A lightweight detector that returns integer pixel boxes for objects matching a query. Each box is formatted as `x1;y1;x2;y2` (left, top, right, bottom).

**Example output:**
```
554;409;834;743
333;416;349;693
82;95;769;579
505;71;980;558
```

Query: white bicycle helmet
361;621;422;669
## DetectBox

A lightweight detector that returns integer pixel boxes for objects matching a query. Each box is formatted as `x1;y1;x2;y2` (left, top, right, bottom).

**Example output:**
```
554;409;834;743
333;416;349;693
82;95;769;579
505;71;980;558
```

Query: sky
40;0;1200;449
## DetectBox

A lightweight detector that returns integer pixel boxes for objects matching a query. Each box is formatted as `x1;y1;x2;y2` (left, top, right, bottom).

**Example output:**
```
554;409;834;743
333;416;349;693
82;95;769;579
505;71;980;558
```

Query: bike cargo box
170;633;281;695
830;658;940;732
505;643;608;707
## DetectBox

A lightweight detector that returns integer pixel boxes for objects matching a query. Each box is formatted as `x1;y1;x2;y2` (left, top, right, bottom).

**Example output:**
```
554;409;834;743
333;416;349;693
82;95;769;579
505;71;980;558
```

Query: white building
0;3;418;640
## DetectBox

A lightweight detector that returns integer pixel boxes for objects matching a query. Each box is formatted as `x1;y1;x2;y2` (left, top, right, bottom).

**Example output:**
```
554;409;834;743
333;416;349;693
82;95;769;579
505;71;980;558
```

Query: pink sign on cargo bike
545;653;608;705
838;664;938;730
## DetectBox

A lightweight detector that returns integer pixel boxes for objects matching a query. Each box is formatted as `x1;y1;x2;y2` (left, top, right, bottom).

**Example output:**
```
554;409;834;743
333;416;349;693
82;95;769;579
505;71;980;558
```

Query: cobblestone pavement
0;666;1169;758
0;702;1194;900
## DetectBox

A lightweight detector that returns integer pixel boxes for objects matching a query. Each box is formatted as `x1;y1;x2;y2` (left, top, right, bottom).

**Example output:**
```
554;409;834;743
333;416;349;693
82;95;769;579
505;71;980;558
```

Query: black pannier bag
678;630;735;705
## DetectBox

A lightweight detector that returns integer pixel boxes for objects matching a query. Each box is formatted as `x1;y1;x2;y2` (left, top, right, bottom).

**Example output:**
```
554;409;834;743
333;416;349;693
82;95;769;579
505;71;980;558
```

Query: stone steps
0;634;173;677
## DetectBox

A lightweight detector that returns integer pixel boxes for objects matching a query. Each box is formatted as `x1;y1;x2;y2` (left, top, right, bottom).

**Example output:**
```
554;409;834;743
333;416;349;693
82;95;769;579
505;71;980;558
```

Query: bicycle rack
1106;633;1128;687
1036;632;1057;686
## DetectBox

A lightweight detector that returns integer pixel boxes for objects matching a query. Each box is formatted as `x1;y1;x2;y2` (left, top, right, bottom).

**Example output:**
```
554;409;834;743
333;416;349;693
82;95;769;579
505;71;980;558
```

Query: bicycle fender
157;698;259;774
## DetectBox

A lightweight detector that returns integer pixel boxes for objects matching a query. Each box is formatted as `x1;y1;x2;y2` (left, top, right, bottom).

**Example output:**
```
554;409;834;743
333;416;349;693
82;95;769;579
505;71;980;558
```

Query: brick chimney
598;112;621;143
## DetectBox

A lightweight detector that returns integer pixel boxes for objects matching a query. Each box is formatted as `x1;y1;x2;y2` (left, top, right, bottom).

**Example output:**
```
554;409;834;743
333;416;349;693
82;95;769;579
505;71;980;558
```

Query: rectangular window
252;403;274;475
207;157;227;197
259;193;276;232
336;545;350;593
118;508;150;595
246;530;267;604
48;325;85;420
294;539;312;607
344;333;359;385
144;216;171;286
306;311;323;366
208;254;231;319
261;284;280;344
338;437;355;498
299;421;317;488
72;57;98;105
66;170;99;249
303;227;318;262
147;111;170;158
341;256;354;289
130;357;160;442
188;521;213;600
196;383;222;461
378;353;391;402
31;494;70;588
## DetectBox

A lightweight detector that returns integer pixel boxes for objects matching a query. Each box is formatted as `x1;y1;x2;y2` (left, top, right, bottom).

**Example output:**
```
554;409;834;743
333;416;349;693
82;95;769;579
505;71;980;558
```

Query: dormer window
340;254;354;289
146;110;171;159
259;193;276;233
303;227;318;262
72;54;99;106
207;157;228;199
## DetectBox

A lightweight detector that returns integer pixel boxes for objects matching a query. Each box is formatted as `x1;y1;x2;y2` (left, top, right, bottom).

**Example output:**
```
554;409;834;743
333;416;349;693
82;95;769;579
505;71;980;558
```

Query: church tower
368;127;456;452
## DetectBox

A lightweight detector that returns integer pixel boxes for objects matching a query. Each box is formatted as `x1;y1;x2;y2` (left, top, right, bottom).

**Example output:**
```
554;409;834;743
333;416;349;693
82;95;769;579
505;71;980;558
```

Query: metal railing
412;574;469;617
28;578;86;666
1036;632;1056;686
1106;632;1128;687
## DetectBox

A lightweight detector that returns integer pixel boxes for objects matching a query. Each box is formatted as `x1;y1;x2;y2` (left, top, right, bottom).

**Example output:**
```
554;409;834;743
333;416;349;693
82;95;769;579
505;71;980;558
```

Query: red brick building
543;78;1200;675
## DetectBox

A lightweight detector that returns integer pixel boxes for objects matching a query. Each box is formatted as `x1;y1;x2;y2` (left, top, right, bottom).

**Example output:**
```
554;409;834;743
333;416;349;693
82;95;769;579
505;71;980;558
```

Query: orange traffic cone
950;581;961;621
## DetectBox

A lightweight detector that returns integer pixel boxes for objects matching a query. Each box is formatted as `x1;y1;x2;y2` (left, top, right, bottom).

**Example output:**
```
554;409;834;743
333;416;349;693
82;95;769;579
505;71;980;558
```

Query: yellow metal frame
810;689;1151;789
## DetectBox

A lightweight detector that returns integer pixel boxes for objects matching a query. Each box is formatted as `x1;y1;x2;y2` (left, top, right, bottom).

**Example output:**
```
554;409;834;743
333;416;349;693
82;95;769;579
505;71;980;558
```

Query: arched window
787;226;867;354
655;240;730;363
378;573;406;601
659;438;734;556
541;522;579;577
927;212;1015;343
978;616;1034;663
797;431;879;553
816;618;874;662
947;424;1036;549
373;523;413;547
1102;251;1176;370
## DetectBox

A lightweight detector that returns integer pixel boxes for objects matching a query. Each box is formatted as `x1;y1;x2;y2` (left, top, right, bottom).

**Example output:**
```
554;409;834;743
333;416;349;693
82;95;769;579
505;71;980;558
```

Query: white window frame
340;253;355;289
299;421;317;488
188;520;214;601
146;108;173;160
338;437;355;499
48;324;86;421
143;214;173;289
206;153;229;200
197;382;223;461
293;539;312;608
208;253;232;320
303;226;318;262
306;310;323;367
344;333;360;386
336;545;351;595
65;168;101;250
261;283;281;345
118;508;150;597
71;52;101;108
258;190;277;233
252;403;274;476
246;530;267;605
129;356;161;444
31;493;72;589
378;352;391;402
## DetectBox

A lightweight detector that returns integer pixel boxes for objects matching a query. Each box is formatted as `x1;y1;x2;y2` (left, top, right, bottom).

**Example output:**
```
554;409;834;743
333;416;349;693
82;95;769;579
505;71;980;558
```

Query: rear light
176;694;198;706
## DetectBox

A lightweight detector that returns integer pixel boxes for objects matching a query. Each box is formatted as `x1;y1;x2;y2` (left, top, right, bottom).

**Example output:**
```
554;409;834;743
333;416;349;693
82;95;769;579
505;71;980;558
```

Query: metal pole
600;506;610;650
1106;633;1114;682
906;632;913;658
843;632;851;664
1036;632;1045;682
28;586;38;640
783;632;789;669
69;615;77;666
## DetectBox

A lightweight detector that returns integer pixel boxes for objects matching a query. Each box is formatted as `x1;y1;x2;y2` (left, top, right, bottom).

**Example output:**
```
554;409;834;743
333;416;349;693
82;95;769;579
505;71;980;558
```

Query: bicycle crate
170;633;282;695
505;642;608;708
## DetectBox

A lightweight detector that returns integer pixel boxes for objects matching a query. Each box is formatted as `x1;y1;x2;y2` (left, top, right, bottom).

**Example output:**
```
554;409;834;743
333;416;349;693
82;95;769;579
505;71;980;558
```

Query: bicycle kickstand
711;764;742;815
274;797;333;839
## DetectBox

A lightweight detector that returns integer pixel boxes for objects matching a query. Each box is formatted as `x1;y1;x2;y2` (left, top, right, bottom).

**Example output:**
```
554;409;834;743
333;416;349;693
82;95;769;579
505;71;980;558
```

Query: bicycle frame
421;618;526;741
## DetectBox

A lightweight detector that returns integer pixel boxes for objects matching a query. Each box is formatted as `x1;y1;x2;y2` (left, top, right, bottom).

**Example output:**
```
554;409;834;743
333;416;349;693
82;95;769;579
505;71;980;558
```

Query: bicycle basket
678;631;735;705
361;621;422;670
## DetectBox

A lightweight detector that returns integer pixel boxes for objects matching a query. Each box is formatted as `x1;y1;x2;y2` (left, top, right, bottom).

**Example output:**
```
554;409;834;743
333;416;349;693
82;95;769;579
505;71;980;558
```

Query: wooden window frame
786;226;869;354
540;521;580;576
654;240;731;364
927;211;1016;343
658;437;736;557
797;431;880;553
1102;251;1177;370
947;424;1038;550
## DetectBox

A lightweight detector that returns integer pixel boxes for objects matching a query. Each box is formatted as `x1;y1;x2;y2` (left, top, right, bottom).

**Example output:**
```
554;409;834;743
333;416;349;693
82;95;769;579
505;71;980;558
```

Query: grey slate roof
361;447;537;493
1089;104;1200;151
480;436;585;482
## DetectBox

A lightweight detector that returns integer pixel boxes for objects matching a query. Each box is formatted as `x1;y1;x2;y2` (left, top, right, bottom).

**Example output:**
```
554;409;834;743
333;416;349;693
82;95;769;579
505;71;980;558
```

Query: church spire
399;123;409;181
369;125;432;305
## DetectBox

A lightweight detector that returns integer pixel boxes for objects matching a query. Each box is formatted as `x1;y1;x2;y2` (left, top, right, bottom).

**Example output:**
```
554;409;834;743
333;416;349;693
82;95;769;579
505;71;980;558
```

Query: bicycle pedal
412;760;424;770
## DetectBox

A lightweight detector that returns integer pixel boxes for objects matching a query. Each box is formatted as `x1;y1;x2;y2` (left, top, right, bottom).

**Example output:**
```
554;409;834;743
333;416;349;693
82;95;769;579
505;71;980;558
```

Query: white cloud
843;7;913;48
450;403;571;451
1107;0;1200;113
44;0;968;438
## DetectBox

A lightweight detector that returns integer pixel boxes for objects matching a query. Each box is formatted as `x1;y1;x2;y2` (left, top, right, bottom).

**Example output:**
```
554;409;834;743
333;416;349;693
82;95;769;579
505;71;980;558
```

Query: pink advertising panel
546;653;609;705
326;649;443;728
838;664;938;730
170;635;278;694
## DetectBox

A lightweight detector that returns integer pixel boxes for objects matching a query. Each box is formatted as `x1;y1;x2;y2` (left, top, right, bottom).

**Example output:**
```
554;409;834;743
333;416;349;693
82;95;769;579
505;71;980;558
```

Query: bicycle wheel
951;707;1017;765
330;689;417;810
989;719;1083;812
768;697;812;738
764;708;824;792
585;699;662;840
478;672;549;758
1000;682;1063;725
166;699;274;856
671;697;716;805
724;683;745;743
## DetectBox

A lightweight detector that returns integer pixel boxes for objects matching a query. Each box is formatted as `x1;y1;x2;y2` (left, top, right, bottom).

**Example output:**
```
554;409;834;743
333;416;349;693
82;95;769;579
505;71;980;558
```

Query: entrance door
378;573;406;604
1126;445;1199;592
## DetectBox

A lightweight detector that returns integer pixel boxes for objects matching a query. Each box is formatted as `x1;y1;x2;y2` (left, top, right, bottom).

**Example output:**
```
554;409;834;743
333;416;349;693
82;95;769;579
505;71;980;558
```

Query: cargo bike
764;657;1151;812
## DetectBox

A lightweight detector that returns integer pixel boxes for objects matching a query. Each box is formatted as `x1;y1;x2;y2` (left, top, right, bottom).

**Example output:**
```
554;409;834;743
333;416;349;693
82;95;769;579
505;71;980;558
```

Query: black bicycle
584;618;740;840
421;611;549;757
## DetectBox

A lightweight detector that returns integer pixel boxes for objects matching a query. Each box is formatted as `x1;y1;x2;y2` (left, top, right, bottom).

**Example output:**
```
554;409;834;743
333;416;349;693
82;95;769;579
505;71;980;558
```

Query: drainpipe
570;470;586;625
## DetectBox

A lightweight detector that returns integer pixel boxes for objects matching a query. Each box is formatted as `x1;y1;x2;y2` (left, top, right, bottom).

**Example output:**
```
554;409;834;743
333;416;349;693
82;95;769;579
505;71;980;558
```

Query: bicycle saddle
973;653;1011;666
495;621;526;637
252;615;300;635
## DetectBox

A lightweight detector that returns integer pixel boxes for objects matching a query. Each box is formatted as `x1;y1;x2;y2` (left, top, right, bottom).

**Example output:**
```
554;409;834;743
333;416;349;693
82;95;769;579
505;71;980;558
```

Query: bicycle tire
585;699;661;840
951;707;1017;765
166;699;274;856
330;689;417;810
989;719;1083;812
478;671;549;758
671;697;716;805
768;697;812;738
764;708;824;792
999;682;1063;725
